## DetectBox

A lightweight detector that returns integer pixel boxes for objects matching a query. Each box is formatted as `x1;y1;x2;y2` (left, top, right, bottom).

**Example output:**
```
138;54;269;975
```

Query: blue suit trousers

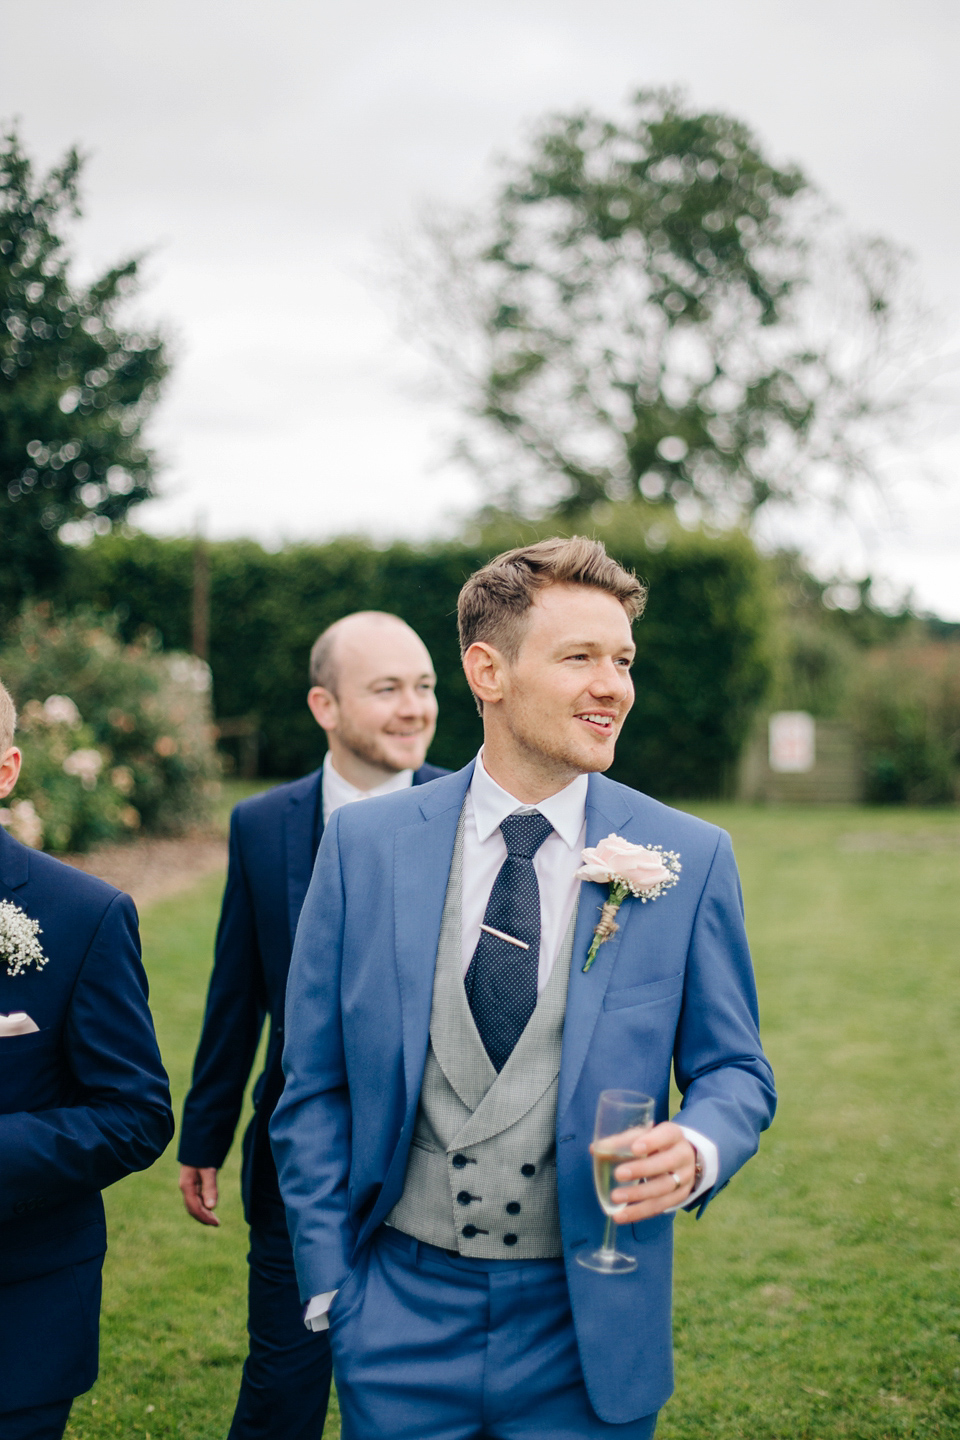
227;1198;332;1440
329;1228;658;1440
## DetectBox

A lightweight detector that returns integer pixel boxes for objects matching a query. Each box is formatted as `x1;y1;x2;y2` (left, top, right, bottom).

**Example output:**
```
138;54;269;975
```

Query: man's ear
462;642;506;709
0;747;22;801
307;686;338;734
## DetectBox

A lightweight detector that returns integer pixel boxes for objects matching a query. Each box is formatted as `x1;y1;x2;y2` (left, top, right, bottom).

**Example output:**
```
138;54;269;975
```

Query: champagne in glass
577;1089;655;1274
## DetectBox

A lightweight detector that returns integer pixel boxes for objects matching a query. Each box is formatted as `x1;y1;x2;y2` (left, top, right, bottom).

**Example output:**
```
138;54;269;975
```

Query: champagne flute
577;1088;655;1274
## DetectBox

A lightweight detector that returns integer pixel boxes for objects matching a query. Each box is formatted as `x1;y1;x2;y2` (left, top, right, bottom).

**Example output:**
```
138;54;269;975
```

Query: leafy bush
853;645;960;805
0;606;219;851
61;514;773;799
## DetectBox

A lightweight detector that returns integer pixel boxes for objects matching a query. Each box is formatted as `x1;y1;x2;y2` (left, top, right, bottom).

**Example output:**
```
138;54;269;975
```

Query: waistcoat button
462;1224;479;1238
503;1233;518;1245
520;1163;535;1177
505;1201;521;1215
457;1191;473;1206
452;1154;469;1169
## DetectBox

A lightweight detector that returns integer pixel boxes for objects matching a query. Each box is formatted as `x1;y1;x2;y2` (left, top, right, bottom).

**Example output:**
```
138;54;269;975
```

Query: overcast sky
3;0;959;615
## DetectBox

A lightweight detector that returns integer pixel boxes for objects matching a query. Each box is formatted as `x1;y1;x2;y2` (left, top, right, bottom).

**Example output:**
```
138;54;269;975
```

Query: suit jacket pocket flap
603;973;683;1011
0;1026;54;1052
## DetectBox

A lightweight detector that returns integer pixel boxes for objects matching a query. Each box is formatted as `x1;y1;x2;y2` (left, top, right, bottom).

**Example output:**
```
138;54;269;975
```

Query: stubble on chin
510;715;619;786
339;722;428;774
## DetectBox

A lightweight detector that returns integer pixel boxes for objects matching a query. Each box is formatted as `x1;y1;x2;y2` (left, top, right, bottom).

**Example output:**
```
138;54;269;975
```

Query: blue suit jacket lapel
285;773;321;949
393;762;474;1126
558;772;636;1123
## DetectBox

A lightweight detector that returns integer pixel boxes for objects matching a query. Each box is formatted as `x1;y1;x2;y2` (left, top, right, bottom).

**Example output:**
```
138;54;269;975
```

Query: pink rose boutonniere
576;834;681;972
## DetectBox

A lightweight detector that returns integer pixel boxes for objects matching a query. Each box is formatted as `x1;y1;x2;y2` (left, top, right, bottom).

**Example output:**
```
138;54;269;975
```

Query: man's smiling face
497;583;635;787
330;623;438;775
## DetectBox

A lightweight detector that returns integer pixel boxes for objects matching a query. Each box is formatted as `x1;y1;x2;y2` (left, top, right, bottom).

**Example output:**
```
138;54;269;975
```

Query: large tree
403;89;925;527
0;128;167;620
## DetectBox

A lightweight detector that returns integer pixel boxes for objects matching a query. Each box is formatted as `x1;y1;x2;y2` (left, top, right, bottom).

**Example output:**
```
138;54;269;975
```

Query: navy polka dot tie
464;812;554;1072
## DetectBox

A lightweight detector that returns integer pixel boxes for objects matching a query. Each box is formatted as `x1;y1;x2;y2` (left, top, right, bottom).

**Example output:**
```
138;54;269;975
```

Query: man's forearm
0;1100;174;1221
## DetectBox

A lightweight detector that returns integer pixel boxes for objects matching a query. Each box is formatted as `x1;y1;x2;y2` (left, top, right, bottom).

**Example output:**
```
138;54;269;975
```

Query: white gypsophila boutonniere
0;900;48;977
576;834;681;973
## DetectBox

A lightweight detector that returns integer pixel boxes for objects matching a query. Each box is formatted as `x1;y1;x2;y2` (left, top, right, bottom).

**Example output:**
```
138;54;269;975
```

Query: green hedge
61;518;772;797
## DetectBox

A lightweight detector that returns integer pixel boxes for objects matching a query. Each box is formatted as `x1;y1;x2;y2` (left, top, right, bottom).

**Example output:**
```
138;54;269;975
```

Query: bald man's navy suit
0;826;173;1440
179;761;447;1440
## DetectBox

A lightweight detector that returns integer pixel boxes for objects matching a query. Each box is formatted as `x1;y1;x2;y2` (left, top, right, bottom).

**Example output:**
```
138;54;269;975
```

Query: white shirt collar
322;750;414;822
469;749;588;850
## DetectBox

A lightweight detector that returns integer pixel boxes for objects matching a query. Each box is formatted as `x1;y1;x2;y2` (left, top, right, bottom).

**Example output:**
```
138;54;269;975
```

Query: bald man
178;613;447;1440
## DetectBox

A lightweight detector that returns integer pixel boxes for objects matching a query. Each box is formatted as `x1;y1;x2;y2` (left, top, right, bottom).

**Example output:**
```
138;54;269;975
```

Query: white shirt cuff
670;1126;719;1212
303;1290;337;1332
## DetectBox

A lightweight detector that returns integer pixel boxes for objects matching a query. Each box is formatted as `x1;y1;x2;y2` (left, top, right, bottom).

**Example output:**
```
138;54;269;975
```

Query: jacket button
520;1163;535;1177
462;1224;479;1238
452;1154;468;1169
457;1191;473;1206
503;1233;518;1245
505;1201;521;1215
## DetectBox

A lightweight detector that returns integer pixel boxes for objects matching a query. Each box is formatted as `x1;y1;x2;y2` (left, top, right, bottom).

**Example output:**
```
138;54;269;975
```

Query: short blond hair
0;679;17;754
457;536;646;662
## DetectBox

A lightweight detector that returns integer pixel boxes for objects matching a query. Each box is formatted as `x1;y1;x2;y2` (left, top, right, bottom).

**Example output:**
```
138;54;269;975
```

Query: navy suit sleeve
179;809;268;1169
0;891;174;1223
672;830;776;1207
270;808;353;1302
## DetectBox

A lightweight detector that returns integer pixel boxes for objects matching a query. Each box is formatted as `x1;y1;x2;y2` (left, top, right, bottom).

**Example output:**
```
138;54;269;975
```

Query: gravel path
62;831;228;913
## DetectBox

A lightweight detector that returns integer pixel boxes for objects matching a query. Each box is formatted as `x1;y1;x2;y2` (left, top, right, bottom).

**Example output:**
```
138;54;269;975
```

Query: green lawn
65;804;959;1439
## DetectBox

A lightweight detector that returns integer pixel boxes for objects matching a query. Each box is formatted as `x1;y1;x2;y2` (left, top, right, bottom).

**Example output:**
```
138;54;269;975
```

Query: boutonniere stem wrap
0;900;47;977
577;834;681;972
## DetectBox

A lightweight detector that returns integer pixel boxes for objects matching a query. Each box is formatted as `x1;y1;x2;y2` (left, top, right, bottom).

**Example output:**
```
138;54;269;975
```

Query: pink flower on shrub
62;749;104;790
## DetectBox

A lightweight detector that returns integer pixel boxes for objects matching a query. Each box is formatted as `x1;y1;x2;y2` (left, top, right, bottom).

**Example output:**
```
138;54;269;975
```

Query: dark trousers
0;1255;101;1426
227;1198;332;1440
0;1401;72;1440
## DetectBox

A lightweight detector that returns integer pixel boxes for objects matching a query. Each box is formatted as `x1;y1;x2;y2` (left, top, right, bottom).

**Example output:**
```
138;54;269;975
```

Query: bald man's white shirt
321;751;413;825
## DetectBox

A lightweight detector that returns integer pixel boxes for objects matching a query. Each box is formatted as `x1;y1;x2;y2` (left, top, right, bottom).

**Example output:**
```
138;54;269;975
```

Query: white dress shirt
304;751;717;1331
320;751;414;826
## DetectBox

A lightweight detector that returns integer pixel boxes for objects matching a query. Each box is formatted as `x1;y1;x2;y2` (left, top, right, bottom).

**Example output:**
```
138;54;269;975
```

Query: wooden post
192;537;210;662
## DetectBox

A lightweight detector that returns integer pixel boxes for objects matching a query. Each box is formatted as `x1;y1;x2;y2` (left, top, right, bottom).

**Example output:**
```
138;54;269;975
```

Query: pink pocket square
0;1012;40;1036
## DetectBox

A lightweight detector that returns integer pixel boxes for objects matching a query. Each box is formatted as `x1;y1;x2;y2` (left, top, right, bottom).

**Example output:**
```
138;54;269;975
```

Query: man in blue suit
0;681;174;1440
178;611;447;1440
272;539;776;1438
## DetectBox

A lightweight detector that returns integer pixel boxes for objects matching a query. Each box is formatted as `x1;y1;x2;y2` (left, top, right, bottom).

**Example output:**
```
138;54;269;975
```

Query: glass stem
601;1215;616;1254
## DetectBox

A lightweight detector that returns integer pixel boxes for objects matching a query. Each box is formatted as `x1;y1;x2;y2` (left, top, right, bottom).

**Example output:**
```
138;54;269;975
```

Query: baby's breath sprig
0;900;47;977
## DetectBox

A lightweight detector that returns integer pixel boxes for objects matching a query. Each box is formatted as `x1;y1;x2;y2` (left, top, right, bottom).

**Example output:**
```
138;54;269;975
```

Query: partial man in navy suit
272;539;776;1439
0;681;174;1440
178;611;448;1440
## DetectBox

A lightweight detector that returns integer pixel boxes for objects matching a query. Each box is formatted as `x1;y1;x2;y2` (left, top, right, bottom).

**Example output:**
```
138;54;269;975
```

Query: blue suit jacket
271;762;775;1423
179;762;447;1216
0;826;174;1412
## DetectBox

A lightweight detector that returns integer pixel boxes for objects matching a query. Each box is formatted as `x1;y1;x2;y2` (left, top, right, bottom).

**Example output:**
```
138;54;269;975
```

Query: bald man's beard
334;712;430;775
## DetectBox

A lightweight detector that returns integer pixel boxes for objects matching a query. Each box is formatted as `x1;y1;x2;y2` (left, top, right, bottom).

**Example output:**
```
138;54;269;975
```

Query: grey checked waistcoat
386;809;577;1259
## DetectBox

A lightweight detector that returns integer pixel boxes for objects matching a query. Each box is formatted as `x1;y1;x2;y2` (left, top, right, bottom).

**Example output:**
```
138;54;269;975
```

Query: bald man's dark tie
464;812;554;1072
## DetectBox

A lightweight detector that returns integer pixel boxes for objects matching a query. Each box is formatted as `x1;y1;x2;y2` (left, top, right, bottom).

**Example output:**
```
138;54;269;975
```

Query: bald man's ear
307;686;338;733
462;642;506;710
0;747;22;801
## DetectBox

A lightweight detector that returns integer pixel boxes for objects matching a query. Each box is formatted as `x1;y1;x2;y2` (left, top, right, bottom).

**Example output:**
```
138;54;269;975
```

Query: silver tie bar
479;924;530;950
